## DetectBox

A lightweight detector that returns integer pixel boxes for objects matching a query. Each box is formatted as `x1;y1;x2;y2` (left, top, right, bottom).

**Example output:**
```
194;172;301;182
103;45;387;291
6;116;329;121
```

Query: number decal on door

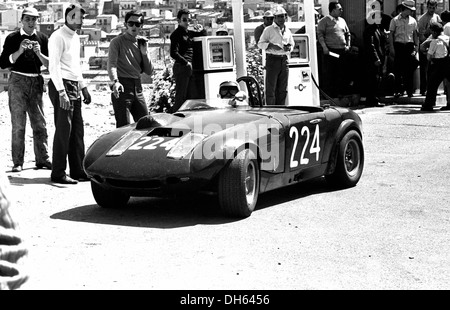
289;124;321;168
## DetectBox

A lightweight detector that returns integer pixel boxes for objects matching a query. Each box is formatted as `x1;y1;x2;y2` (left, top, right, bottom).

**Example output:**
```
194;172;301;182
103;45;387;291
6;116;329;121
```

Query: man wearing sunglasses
258;7;294;105
170;8;207;113
107;10;153;128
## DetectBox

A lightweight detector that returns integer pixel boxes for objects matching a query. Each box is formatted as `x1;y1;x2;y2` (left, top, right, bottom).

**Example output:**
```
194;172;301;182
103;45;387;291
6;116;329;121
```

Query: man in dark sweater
169;8;206;113
0;7;51;173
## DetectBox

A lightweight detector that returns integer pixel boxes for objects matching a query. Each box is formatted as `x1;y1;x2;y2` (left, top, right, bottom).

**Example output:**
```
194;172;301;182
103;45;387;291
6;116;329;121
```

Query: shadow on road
50;177;338;228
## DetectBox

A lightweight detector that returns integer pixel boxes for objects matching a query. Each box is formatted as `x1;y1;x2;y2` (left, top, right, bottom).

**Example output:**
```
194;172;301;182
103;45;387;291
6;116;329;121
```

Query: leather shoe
71;173;90;182
51;175;78;184
12;165;22;172
440;106;450;111
36;160;52;169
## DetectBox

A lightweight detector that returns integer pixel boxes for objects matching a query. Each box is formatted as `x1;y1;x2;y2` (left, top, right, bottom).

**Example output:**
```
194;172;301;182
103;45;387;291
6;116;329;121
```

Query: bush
149;47;265;112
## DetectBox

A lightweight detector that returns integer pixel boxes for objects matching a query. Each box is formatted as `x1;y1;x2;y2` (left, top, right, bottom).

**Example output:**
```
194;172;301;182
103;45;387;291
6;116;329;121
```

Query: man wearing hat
47;3;92;184
258;7;294;105
254;11;274;45
0;7;52;173
388;0;419;98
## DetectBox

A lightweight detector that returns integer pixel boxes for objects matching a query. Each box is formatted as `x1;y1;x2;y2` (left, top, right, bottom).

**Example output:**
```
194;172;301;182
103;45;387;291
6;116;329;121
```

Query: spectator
216;25;229;36
0;171;28;290
0;7;52;173
440;10;450;111
419;22;450;112
107;10;153;128
170;9;207;113
254;11;274;45
258;7;294;105
317;1;352;98
418;0;441;96
363;19;387;107
47;3;91;185
389;1;419;98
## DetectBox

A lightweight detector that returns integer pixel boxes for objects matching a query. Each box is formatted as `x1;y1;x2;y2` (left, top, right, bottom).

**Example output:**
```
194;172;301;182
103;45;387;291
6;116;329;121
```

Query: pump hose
310;73;339;107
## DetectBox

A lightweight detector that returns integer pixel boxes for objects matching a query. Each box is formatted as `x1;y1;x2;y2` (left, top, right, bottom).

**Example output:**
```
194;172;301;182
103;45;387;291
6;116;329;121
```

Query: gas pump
285;34;314;106
192;36;237;100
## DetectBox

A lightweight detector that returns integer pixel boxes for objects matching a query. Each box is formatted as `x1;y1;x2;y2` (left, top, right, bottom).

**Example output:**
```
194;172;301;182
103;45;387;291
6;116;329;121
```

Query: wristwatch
58;89;65;96
114;79;119;83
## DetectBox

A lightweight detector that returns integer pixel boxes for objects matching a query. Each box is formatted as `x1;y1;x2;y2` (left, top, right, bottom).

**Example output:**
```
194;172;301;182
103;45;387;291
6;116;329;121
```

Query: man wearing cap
108;10;153;128
254;11;274;45
0;7;52;173
389;0;419;98
47;3;91;185
258;7;294;105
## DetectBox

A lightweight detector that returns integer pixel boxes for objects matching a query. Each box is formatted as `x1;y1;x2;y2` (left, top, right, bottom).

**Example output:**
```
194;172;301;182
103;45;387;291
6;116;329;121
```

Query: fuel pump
192;36;237;100
285;34;314;106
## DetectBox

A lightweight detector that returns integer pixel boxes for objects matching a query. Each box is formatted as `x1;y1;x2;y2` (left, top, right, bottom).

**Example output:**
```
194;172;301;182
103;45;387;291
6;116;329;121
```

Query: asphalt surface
2;96;449;290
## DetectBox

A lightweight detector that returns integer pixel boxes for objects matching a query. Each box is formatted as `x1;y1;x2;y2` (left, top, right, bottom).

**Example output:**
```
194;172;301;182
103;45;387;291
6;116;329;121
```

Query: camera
23;40;37;50
136;36;148;46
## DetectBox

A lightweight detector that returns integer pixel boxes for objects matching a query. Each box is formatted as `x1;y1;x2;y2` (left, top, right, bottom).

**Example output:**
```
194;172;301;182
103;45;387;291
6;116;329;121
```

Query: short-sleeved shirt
418;12;442;43
317;15;350;49
389;14;418;44
428;35;449;59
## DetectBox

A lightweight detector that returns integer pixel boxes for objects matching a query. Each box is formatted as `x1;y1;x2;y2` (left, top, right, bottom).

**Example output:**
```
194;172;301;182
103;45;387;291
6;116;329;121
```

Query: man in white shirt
258;7;294;105
48;3;91;184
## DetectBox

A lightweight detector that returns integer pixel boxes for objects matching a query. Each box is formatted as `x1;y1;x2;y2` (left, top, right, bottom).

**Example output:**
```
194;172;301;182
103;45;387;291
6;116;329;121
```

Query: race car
83;76;364;218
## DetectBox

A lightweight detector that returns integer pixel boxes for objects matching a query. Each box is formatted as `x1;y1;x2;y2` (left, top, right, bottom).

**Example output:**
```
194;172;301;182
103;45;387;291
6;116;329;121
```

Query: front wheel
326;130;364;188
218;149;260;218
91;181;130;208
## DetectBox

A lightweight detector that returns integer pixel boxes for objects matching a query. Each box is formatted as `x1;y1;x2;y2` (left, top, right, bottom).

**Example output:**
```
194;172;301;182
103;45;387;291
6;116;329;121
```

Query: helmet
219;81;240;98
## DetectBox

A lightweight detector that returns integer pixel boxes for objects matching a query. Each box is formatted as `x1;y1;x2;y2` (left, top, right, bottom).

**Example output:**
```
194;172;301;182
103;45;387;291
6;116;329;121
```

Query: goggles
220;87;239;98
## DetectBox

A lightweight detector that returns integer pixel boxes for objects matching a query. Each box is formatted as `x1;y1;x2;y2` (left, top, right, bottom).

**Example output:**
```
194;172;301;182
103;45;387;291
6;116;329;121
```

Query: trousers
111;77;148;128
7;72;49;166
48;79;86;180
265;54;289;105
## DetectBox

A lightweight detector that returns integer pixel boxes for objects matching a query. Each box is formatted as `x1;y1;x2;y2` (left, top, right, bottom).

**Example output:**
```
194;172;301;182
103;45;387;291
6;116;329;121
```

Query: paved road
4;103;450;290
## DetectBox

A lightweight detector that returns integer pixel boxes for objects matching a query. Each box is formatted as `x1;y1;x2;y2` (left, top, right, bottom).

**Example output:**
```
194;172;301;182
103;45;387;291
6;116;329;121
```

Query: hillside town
0;0;309;92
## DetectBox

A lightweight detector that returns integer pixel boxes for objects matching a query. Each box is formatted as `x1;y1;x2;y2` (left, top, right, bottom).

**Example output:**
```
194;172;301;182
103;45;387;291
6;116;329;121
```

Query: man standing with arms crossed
108;10;153;128
47;3;91;185
254;10;274;45
258;7;294;105
0;7;52;173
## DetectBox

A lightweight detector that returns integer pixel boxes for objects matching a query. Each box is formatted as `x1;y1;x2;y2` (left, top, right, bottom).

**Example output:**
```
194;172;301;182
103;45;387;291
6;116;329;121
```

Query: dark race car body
84;84;364;218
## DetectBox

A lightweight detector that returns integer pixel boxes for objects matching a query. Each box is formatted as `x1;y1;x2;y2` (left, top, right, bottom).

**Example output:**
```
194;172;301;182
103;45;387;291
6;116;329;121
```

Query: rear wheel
91;181;130;208
326;130;364;188
218;149;260;218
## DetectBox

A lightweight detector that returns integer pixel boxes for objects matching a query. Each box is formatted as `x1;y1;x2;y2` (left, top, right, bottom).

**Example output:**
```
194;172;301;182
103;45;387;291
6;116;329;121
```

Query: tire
218;149;260;218
326;130;364;188
91;181;130;208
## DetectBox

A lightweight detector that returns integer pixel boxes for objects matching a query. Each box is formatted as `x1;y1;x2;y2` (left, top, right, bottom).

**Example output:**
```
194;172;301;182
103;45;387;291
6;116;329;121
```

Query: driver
219;81;240;98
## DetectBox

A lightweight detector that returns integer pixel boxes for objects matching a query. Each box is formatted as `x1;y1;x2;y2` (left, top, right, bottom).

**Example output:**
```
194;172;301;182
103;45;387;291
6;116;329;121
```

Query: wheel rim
245;161;257;204
344;140;360;177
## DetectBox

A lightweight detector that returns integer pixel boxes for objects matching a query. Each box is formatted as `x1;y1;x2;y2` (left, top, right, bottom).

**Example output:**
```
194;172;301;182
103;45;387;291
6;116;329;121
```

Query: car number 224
289;124;320;168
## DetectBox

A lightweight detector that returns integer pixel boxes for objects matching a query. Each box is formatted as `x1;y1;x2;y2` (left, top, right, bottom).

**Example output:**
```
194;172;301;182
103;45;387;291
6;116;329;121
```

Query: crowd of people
3;2;450;179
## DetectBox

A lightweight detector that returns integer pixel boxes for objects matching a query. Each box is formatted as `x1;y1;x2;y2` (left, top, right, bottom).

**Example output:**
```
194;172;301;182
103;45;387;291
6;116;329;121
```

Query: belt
11;71;40;77
266;54;288;58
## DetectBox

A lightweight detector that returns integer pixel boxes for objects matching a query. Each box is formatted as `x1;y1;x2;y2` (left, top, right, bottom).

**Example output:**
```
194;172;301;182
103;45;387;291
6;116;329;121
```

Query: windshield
178;98;249;111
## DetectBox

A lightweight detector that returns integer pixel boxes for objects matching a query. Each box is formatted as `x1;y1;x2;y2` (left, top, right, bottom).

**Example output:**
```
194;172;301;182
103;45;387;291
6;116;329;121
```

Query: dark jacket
0;30;48;74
